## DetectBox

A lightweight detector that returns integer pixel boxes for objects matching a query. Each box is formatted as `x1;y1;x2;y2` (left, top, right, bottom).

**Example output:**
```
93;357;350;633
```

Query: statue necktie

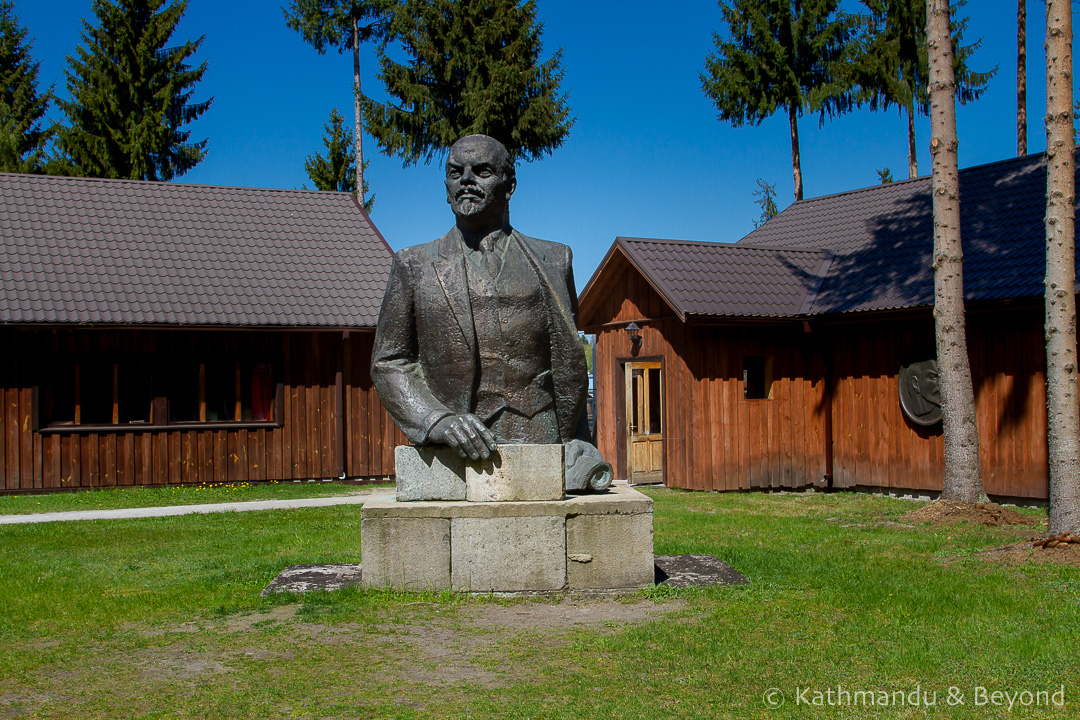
482;237;501;278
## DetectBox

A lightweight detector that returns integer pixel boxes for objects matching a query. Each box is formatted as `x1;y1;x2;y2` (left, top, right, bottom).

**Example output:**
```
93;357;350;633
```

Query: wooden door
625;362;663;484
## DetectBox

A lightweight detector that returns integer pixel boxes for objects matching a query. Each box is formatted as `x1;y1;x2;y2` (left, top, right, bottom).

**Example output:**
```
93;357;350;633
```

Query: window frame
38;355;284;434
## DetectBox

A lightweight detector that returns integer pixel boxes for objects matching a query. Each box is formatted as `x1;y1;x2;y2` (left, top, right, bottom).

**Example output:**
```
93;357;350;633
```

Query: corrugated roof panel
739;152;1061;314
615;237;830;318
0;173;393;327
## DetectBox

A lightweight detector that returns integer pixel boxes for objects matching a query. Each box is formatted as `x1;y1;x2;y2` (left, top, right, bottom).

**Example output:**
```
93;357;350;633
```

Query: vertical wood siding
344;331;408;479
595;319;827;491
825;309;1050;499
583;253;1057;500
0;327;403;492
586;254;826;491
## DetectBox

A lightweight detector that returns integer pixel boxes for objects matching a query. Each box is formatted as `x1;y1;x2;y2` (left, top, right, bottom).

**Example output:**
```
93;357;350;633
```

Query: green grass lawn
0;480;388;515
0;488;1077;719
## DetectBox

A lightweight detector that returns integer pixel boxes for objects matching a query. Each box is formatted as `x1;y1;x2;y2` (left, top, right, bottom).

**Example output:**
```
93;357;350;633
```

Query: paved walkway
0;491;388;525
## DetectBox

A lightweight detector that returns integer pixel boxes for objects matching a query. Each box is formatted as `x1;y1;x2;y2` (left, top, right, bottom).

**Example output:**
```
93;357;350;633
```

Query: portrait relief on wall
898;353;942;427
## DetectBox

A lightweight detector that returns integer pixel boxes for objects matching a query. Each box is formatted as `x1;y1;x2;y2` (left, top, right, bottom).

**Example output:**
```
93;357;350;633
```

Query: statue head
445;134;517;233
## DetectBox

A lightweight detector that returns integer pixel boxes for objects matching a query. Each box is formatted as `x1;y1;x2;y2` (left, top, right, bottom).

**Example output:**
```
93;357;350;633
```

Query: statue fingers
461;415;497;457
449;422;484;460
461;421;494;460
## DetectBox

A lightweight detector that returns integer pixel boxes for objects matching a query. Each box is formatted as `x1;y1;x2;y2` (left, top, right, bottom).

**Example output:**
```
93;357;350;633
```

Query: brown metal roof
0;172;393;327
585;152;1069;322
740;152;1059;314
588;237;832;320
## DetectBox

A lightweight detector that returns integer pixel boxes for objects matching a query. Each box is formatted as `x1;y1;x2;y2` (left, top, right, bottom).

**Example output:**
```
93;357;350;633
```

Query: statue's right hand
429;414;498;461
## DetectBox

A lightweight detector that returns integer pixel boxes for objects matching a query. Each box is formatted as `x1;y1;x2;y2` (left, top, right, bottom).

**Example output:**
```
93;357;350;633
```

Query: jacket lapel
433;229;475;352
513;230;587;441
514;231;574;329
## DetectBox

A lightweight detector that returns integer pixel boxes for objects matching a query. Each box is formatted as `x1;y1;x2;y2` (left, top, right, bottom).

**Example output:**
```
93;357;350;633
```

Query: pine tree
852;0;994;178
1044;0;1079;535
752;178;779;227
306;107;374;212
59;0;211;181
0;0;54;174
362;0;574;166
283;0;391;203
701;0;860;202
926;0;984;504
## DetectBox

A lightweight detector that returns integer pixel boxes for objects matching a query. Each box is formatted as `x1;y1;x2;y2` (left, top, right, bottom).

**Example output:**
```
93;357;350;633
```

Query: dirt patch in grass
0;692;75;719
374;598;682;689
122;597;682;695
905;500;1037;527
379;622;504;688
223;604;300;632
464;597;679;631
976;541;1080;568
137;649;236;681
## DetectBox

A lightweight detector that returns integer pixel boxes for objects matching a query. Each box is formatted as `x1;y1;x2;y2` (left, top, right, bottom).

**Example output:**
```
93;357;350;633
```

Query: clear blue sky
11;0;1060;285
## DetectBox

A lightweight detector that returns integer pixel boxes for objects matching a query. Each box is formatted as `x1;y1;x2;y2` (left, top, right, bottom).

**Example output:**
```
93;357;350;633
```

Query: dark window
164;358;201;423
647;368;662;433
630;368;643;434
248;363;274;421
117;359;152;423
204;362;233;422
42;354;278;428
743;355;770;400
42;359;77;425
629;365;662;435
79;358;114;424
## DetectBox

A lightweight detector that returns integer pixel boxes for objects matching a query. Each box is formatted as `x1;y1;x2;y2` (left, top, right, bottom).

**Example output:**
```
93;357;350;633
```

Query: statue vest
465;235;555;426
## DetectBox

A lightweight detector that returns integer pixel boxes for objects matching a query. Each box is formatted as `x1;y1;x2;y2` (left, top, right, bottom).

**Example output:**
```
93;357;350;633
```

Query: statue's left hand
429;414;498;460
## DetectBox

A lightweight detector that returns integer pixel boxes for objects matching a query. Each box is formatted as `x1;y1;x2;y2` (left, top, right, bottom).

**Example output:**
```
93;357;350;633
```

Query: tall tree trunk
789;103;803;201
907;100;918;178
352;16;365;204
926;0;985;504
1018;0;1028;156
1045;0;1080;535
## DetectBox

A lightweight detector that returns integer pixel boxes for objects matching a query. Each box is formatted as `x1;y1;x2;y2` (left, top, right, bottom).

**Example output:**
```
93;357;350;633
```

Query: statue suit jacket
371;226;589;444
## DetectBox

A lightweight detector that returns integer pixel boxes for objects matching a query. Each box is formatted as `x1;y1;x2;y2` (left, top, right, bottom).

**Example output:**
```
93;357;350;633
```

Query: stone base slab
395;444;565;502
361;482;653;593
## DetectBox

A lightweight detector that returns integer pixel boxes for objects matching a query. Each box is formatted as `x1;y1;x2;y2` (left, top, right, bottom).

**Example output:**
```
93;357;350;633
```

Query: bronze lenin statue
371;135;595;470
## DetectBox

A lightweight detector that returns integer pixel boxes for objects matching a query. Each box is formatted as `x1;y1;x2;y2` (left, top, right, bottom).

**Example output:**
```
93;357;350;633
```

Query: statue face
898;356;942;426
445;136;515;229
911;364;940;407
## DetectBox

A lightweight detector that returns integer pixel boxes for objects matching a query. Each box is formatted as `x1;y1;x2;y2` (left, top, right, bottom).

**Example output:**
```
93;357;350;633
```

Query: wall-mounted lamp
625;322;642;356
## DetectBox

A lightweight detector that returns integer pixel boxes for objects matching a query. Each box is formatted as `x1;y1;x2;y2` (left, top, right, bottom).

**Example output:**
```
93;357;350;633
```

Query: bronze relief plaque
898;355;942;426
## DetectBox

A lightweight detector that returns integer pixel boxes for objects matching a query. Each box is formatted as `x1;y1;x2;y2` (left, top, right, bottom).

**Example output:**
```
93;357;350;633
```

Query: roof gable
580;237;832;321
0;173;393;327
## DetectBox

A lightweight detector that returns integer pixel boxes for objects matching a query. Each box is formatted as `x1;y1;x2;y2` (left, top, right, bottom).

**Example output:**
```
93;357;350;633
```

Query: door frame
619;356;665;485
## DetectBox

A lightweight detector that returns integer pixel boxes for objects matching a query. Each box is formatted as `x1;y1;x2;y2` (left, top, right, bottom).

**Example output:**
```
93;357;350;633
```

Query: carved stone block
395;445;467;502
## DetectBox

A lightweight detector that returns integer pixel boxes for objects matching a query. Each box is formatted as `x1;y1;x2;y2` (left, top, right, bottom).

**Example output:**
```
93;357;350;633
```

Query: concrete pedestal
361;482;654;593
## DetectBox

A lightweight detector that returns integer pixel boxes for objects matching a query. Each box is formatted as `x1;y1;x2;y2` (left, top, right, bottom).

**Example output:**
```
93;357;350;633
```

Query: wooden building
579;153;1074;501
0;173;406;493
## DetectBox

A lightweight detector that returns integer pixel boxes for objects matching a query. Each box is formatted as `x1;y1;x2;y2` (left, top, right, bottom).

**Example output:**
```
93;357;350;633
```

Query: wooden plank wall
583;251;1057;500
827;315;943;493
0;327;400;492
825;308;1050;499
586;253;827;491
594;320;827;491
344;332;407;478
